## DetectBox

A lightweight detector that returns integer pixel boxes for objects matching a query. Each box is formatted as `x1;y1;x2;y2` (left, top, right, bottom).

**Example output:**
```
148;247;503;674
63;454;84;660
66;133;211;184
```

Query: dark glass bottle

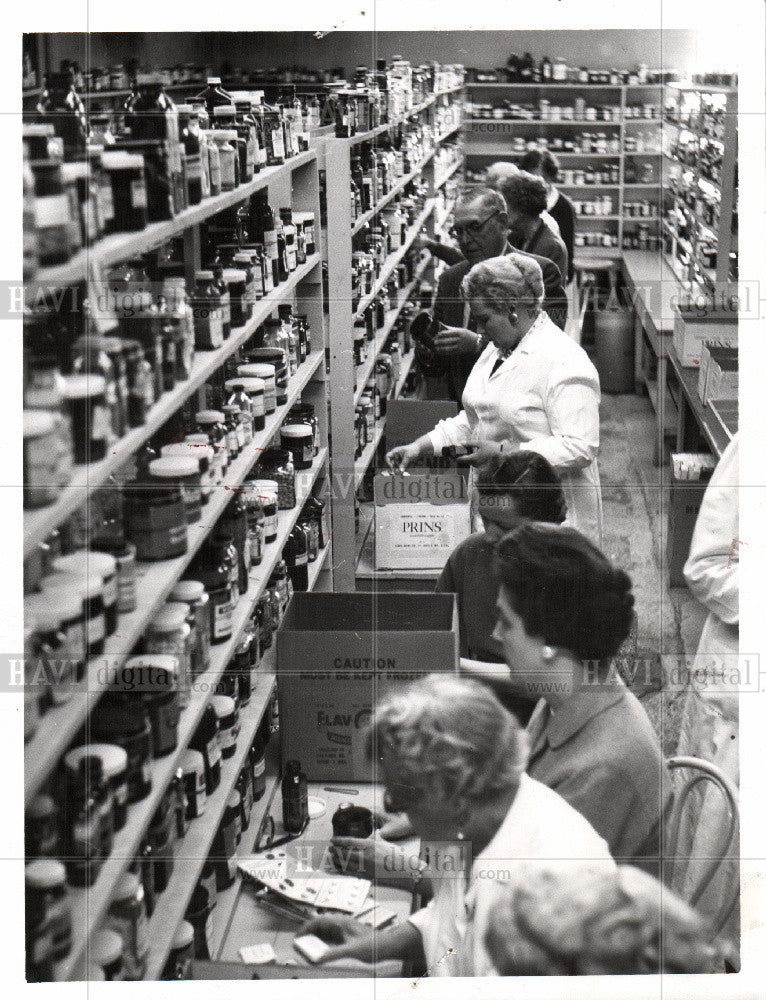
177;104;203;206
284;524;309;592
194;76;233;118
282;759;308;833
37;69;87;158
221;493;250;596
65;756;105;887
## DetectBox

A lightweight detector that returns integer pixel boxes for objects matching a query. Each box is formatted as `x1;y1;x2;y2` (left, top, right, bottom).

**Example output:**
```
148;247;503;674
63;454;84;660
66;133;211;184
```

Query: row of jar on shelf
467;100;661;121
351;210;430;312
26;682;280;982
467;57;665;86
469;132;662;155
24;200;318;503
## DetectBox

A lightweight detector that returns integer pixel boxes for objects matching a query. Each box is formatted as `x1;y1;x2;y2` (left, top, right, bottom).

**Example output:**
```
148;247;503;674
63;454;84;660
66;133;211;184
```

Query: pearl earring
457;831;465;841
542;646;556;661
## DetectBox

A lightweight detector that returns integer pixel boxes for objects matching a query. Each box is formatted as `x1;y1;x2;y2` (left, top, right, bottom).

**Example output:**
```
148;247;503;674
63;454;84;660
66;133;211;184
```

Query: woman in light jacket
386;253;602;544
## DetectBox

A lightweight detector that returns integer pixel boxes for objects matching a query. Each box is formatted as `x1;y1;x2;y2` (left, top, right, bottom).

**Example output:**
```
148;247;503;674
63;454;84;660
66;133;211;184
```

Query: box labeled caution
276;592;458;781
373;471;470;571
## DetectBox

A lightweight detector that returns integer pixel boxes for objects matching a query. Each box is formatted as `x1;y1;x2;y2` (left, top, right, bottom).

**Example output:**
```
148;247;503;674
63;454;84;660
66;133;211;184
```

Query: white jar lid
91;929;124;967
112;872;141;902
195;270;214;281
185;433;210;445
150;603;189;632
161;443;204;464
123;653;179;675
172;920;195;950
62;374;107;399
65;743;127;778
26;591;81;631
226;377;265;393
211;694;236;719
237;364;275;379
281;424;312;438
249;479;279;491
23;409;57;438
181;749;205;775
171;580;206;602
195;410;226;424
42;571;103;598
25;859;67;889
149;456;200;478
24;123;56;137
100;151;146;170
222;268;247;283
53;550;117;579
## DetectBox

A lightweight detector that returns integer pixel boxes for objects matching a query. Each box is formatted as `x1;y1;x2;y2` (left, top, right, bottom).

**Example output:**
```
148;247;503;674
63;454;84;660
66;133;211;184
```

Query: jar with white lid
225;377;264;433
162;919;194;979
26;598;75;709
221;267;249;327
91;928;125;980
185;432;220;489
24;410;71;508
52;550;118;637
247;479;279;542
145;607;191;707
211;694;239;759
195;410;230;476
180;748;207;820
161;441;212;503
237;363;276;413
148;456;202;524
25;859;73;978
42;570;106;658
61;373;112;464
26;588;85;693
170;579;211;677
280;423;314;471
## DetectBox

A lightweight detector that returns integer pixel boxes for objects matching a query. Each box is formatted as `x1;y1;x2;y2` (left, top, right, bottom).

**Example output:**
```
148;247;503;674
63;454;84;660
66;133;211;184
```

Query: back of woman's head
500;170;549;218
368;674;526;808
477;452;566;524
485;863;720;975
494;523;634;661
519;149;560;183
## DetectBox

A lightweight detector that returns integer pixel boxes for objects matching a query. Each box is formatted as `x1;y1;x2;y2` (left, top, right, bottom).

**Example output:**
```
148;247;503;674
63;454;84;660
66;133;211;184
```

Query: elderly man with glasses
422;187;568;403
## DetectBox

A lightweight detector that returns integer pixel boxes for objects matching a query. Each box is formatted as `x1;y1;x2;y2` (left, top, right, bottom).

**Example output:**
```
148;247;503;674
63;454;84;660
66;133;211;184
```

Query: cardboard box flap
384;399;458;453
278;591;458;635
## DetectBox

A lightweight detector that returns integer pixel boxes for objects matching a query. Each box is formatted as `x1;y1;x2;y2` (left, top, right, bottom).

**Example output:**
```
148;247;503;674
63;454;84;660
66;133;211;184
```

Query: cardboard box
276;592;459;780
666;469;710;586
373;471;471;571
697;343;738;404
384;399;458;466
672;306;737;368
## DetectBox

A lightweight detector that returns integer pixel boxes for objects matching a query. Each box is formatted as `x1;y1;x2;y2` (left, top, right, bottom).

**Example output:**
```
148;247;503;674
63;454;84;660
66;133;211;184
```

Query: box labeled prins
373;471;470;571
672;306;737;368
277;592;458;781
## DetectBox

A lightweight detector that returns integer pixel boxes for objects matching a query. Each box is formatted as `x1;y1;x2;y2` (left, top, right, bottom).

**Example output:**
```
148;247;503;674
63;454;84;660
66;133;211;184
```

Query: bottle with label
250;721;268;802
177;105;203;205
65;756;106;887
211;528;240;607
282;759;308;833
37;69;87;158
195;76;234;117
284;524;309;592
105;873;148;981
221;492;250;596
191;536;234;644
190;703;222;796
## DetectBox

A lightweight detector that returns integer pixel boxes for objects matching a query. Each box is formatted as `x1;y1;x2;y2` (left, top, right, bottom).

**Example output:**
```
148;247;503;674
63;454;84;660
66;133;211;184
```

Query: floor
598;389;706;755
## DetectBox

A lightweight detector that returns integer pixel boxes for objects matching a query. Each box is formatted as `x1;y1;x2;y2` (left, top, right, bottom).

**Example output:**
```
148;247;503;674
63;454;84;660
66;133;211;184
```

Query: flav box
373;471;471;571
672;306;737;368
277;592;459;781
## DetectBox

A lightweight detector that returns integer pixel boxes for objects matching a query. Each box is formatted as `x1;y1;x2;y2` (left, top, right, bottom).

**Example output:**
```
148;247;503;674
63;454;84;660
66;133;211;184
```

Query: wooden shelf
575;214;621;221
23;254;321;557
23;362;325;807
434;158;462;190
353;199;434;319
465;81;623;89
25;151;317;296
465;145;621;158
467;117;621;126
351;148;436;235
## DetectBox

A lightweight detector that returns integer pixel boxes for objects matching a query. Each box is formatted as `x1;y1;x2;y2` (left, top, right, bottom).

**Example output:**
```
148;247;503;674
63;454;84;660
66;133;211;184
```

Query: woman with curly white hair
300;674;612;977
386;253;603;543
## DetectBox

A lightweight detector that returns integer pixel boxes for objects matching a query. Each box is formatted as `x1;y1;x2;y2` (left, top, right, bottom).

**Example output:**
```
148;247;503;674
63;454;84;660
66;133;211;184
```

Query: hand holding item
297;916;371;963
456;440;504;467
377;812;416;841
434;324;483;356
385;442;421;472
330;834;418;885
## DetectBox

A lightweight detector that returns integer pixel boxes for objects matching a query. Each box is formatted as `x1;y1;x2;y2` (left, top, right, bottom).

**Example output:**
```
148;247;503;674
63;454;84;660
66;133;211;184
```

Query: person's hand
434;325;483;356
385;442;422;472
377;812;416;841
330;835;418;885
298;915;371;963
456;440;504;467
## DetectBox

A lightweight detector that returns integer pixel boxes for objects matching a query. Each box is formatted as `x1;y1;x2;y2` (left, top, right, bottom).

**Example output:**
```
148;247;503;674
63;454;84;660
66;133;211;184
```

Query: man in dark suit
423;187;568;403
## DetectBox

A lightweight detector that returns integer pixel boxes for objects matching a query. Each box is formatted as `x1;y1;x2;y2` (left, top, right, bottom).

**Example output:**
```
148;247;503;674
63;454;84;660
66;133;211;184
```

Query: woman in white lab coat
386;254;603;544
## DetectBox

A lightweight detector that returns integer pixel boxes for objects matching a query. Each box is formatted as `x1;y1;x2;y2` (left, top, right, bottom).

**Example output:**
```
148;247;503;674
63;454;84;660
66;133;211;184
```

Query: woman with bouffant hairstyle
491;523;671;873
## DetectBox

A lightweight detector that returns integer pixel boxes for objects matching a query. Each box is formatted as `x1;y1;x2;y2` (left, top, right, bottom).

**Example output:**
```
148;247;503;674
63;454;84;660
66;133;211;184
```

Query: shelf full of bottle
24;457;331;982
466;93;661;125
23;79;322;295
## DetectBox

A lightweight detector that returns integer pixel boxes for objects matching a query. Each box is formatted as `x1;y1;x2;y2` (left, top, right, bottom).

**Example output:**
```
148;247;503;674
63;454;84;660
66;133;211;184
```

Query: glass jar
82;743;129;832
192;270;225;350
243;348;288;405
212;694;239;760
25;592;80;701
63;754;109;887
144;606;191;706
237;363;276;413
190;703;221;795
51;549;118;637
226;377;265;431
148;787;176;893
29;158;77;265
185;433;219;490
123;479;188;561
212;796;239;890
41;571;106;659
224;384;255;442
25;860;72;977
247;480;279;542
148;456;202;526
100;151;148;233
181;749;207;820
170;579;211;677
106;873;148;981
258;451;295;510
61;373;112;464
223;402;250;454
119;655;180;758
91;693;153;803
195;410;229;477
193;537;235;643
280;423;314;471
25;794;61;863
284;524;310;592
161;442;212;506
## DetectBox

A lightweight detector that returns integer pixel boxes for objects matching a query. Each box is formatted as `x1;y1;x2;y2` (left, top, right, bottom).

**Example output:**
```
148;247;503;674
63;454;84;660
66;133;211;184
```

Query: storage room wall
40;29;700;77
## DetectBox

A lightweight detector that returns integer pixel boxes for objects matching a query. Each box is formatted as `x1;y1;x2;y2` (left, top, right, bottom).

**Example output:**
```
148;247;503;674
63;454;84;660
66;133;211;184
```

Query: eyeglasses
254;812;309;853
449;210;502;241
